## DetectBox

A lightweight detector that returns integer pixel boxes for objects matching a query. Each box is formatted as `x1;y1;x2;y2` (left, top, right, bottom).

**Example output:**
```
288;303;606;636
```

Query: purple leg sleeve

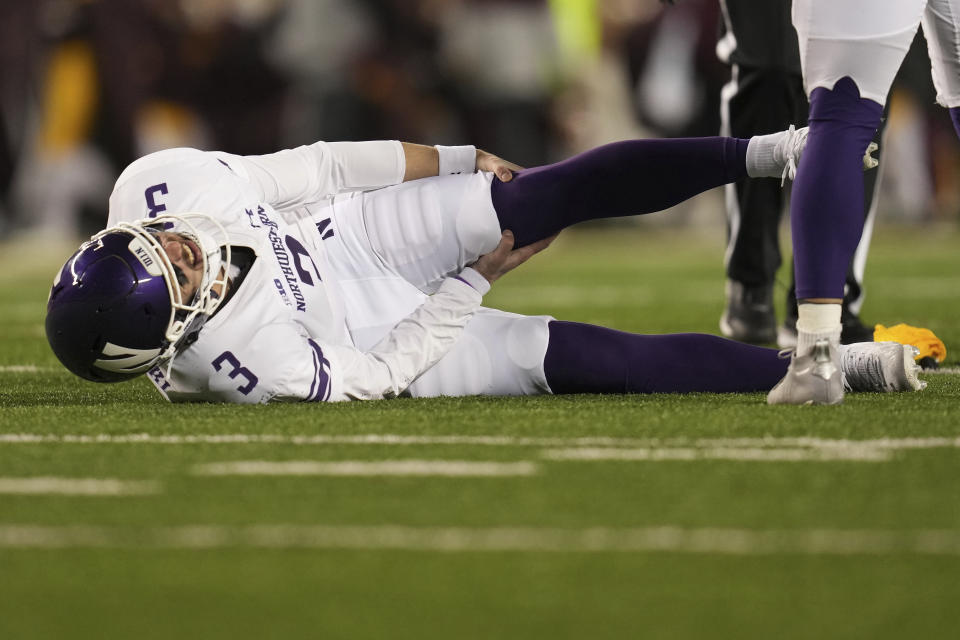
791;77;883;300
544;321;788;394
951;107;960;140
491;137;749;248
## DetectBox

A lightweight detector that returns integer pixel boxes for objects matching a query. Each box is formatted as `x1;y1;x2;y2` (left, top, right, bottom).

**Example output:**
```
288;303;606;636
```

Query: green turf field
2;225;959;639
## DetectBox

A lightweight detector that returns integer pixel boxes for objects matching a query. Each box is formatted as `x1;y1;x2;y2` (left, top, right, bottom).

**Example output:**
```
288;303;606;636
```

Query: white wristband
436;145;476;176
454;266;491;296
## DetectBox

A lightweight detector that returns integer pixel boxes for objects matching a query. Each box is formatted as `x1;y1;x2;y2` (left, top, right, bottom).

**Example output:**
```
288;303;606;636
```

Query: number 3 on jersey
145;183;169;217
212;351;258;395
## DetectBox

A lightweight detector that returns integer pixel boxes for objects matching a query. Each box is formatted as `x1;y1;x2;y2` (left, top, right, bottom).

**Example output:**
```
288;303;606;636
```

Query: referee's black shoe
720;279;777;344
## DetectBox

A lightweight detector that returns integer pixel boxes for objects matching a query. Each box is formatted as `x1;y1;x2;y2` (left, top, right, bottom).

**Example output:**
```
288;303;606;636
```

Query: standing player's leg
780;98;887;348
768;0;926;405
838;113;886;341
923;0;960;137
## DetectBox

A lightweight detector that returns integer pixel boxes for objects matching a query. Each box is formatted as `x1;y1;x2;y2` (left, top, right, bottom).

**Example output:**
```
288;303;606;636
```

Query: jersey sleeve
219;140;406;211
331;272;488;401
107;141;406;228
269;272;487;403
107;147;254;227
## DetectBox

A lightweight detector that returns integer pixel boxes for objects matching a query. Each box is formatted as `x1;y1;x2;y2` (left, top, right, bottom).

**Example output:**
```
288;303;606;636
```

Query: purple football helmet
46;213;231;382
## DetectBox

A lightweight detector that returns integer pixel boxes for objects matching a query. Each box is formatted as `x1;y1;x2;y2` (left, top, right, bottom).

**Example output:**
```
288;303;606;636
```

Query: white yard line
3;433;959;451
0;433;639;446
192;460;538;477
0;477;160;496
693;436;960;450
0;524;958;555
923;367;960;375
541;447;892;463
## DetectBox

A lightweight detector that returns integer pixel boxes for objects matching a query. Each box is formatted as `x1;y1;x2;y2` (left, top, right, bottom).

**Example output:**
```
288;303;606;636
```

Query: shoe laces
840;345;879;392
779;125;809;186
841;343;925;393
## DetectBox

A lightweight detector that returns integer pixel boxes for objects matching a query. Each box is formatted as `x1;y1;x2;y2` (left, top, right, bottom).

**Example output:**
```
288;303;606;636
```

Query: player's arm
335;231;551;400
326;269;489;400
225;140;522;211
226;267;486;403
400;143;521;183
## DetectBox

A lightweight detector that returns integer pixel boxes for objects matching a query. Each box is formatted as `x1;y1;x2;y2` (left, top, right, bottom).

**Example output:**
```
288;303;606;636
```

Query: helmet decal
127;237;164;276
94;342;164;374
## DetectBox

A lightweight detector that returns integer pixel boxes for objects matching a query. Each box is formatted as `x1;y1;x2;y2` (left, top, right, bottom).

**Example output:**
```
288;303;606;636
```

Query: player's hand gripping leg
476;150;524;183
470;230;555;284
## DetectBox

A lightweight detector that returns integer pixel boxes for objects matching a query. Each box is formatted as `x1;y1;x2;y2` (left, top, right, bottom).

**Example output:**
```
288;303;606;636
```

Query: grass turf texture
1;226;959;639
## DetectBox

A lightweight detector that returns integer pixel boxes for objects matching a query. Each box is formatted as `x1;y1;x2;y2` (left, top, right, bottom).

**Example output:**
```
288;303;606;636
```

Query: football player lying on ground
45;133;923;403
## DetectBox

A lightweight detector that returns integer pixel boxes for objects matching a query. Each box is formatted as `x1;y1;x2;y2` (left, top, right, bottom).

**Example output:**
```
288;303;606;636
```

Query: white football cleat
840;342;925;393
767;339;844;406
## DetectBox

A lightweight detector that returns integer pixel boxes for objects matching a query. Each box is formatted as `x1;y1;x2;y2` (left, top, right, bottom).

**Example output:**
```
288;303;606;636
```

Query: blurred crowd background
1;0;957;240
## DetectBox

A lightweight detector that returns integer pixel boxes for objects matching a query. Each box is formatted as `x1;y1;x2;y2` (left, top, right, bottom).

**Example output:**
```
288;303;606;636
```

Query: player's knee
808;77;883;155
454;185;501;259
506;316;552;374
809;77;883;129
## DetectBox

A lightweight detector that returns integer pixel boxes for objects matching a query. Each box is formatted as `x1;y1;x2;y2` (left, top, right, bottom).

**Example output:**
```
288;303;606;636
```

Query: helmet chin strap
162;259;228;380
140;212;232;376
163;351;176;380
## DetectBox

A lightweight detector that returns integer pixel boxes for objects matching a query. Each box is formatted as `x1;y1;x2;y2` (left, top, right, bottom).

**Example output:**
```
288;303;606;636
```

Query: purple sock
543;321;787;394
491;137;749;247
791;77;883;300
951;107;960;140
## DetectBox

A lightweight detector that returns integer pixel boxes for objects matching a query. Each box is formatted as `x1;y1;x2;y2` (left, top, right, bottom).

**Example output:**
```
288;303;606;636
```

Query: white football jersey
107;142;488;403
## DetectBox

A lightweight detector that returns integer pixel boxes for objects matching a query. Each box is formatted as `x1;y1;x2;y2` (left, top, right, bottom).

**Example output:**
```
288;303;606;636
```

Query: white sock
796;302;842;355
745;131;786;178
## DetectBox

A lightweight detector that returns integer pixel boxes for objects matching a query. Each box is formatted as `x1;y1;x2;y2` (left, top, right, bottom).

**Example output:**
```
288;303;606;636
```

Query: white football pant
308;172;554;398
793;0;960;107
